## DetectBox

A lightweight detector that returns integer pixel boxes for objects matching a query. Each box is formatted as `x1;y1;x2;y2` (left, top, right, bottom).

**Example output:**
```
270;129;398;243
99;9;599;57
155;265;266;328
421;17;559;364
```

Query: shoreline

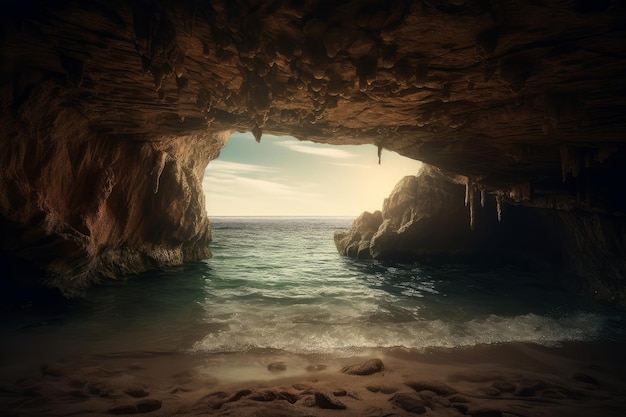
2;341;626;416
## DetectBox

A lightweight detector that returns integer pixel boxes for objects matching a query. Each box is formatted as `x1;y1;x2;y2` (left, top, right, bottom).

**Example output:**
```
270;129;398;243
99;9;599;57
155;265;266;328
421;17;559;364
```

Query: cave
2;1;626;415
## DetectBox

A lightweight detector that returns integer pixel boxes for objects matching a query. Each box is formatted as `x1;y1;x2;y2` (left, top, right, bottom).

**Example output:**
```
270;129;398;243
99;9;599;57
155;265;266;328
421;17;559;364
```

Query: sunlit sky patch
203;132;422;216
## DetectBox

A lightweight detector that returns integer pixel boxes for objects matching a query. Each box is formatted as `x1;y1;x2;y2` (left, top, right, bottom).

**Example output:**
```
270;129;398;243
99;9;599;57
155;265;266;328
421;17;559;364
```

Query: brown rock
405;380;457;396
341;358;384;375
389;392;427;414
135;399;162;413
366;385;398;394
334;211;383;259
313;391;347;409
419;390;452;408
295;395;317;407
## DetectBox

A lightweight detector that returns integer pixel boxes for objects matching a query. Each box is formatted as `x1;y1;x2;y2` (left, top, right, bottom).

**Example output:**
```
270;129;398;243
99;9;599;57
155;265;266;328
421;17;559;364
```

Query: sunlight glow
203;132;422;216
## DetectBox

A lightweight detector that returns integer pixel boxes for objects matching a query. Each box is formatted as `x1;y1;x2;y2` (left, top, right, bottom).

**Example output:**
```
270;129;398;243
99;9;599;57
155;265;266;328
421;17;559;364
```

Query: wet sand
1;342;626;416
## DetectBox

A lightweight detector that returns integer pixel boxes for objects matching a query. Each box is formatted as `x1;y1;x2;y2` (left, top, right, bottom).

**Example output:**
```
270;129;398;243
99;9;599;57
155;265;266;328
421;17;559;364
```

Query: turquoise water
1;217;625;374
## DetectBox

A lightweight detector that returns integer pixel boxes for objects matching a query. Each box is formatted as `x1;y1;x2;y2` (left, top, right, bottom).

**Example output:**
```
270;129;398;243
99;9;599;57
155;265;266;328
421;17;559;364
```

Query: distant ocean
1;217;625;376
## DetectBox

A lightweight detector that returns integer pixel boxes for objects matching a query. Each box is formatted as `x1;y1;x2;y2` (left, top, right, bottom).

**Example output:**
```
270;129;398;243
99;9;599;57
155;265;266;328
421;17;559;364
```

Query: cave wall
0;79;229;295
1;0;626;301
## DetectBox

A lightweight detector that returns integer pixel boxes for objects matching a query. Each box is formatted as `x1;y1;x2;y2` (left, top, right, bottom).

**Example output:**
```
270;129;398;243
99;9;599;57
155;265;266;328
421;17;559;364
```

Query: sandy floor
1;342;625;416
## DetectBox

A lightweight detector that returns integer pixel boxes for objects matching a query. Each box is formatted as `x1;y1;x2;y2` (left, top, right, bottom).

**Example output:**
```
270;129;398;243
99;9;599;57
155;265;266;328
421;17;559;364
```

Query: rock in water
341;359;384;375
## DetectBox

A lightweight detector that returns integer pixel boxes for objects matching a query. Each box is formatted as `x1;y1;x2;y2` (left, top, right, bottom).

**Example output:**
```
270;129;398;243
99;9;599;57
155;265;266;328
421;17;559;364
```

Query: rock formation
1;1;625;302
335;166;626;303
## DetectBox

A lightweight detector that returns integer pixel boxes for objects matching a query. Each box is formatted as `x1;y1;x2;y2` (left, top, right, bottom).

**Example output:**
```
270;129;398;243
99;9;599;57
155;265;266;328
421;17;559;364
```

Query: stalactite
153;151;167;194
495;192;503;222
508;183;531;202
252;124;263;143
480;189;485;208
377;143;383;165
464;176;472;206
463;176;476;230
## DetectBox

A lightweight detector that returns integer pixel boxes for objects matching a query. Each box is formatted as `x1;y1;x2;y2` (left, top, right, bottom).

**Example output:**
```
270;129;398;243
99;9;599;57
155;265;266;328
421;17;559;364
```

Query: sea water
1;217;625;376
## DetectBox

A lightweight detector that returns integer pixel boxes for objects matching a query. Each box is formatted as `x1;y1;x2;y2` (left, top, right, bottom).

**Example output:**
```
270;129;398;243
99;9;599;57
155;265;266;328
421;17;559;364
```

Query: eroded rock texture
1;0;625;300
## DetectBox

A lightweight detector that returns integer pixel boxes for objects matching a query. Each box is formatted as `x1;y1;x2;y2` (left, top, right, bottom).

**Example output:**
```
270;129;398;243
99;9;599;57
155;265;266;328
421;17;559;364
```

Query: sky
202;132;422;216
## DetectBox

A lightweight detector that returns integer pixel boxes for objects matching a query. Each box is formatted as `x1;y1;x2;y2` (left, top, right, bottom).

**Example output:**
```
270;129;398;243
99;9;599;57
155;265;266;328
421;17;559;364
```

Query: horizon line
208;214;359;218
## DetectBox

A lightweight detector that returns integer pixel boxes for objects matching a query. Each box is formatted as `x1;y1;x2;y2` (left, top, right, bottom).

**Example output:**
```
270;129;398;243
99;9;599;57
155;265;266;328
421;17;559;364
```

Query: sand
1;342;625;417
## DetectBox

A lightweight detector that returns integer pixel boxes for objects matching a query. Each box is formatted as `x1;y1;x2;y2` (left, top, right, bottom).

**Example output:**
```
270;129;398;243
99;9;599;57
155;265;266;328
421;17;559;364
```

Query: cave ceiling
2;0;626;211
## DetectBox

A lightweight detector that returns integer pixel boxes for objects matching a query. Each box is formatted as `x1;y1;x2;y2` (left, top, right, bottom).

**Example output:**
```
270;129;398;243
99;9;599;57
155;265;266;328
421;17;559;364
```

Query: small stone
295;395;316;407
314;391;347;409
341;358;384;375
419;390;451;408
277;391;299;404
367;385;397;394
405;381;457;396
268;362;287;372
389;392;427;414
136;398;162;413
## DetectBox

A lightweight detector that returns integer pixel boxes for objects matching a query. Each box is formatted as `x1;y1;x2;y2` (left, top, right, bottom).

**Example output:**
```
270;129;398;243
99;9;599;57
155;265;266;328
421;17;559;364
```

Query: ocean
1;216;625;378
0;217;626;417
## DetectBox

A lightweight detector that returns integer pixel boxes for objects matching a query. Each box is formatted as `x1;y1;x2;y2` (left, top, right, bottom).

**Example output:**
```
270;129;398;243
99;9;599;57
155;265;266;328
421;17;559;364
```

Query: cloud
203;172;325;215
275;141;354;159
204;160;275;176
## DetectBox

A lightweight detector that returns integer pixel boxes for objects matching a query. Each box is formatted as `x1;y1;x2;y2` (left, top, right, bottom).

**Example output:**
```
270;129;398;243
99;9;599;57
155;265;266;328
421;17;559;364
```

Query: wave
190;312;608;355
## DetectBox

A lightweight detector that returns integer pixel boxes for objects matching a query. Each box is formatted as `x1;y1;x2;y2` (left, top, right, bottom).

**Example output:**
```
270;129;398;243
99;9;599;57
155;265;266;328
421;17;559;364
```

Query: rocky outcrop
334;211;383;260
0;121;228;296
1;0;626;301
336;166;626;304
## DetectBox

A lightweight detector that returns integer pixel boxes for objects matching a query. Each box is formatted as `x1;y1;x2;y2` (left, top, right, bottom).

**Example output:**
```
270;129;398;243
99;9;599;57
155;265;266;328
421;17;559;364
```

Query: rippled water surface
2;217;625;373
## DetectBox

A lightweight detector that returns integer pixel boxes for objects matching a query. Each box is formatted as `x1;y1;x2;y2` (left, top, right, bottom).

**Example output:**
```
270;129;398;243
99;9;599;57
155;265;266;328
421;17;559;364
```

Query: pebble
341;358;384;375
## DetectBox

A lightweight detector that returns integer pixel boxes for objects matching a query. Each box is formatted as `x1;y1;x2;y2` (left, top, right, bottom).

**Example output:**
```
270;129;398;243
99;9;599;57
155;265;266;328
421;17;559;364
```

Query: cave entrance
202;132;422;216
